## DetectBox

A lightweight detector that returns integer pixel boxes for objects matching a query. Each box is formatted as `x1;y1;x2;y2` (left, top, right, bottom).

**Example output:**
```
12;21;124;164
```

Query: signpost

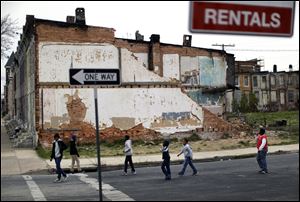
69;68;120;201
190;1;295;36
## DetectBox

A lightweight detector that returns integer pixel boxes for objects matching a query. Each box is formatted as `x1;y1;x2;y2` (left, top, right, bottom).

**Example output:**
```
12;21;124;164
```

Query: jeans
55;157;67;179
257;150;268;172
179;156;197;175
161;159;171;178
124;155;135;173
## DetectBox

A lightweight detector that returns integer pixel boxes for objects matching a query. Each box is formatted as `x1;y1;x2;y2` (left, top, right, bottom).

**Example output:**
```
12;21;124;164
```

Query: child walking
123;135;136;176
161;140;171;180
69;133;81;173
177;138;198;176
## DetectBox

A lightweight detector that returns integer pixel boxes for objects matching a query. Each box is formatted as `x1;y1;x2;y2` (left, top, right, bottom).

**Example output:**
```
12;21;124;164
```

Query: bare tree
1;14;19;59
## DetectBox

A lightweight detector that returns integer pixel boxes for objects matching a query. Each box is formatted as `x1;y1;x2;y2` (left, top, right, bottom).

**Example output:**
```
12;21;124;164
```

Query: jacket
70;140;79;156
124;139;132;156
51;139;67;159
161;146;170;161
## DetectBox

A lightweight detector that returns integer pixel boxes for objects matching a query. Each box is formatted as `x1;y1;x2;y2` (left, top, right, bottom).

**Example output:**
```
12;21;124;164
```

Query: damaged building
4;8;236;147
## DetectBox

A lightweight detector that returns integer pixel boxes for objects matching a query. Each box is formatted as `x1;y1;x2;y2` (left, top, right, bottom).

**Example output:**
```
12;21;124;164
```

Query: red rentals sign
190;1;295;36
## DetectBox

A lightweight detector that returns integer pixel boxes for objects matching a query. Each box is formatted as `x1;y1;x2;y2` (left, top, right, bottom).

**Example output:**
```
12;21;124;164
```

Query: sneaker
132;171;136;175
122;172;128;176
259;170;266;174
63;175;68;181
165;176;171;180
192;172;198;176
54;178;62;183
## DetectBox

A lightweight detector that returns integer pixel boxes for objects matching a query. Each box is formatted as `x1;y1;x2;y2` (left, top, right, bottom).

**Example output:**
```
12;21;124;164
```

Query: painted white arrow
72;69;85;84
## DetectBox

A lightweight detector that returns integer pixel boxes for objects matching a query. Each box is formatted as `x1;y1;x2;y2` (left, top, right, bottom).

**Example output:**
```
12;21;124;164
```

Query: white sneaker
54;178;62;183
122;172;128;176
132;171;136;175
63;175;68;181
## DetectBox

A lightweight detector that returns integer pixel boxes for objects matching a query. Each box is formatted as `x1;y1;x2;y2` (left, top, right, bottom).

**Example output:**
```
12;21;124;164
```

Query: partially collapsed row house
4;8;235;147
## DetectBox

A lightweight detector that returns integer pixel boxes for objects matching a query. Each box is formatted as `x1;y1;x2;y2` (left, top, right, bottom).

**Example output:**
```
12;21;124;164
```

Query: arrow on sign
72;69;85;84
69;69;120;85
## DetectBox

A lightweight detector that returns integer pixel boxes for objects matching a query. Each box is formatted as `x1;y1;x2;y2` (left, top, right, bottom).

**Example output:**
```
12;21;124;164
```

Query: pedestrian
50;133;68;182
161;140;171;180
70;132;81;174
256;127;268;174
177;138;198;176
123;135;136;176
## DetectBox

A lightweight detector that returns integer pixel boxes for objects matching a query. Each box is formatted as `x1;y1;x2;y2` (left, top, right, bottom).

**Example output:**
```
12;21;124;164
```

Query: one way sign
69;69;120;85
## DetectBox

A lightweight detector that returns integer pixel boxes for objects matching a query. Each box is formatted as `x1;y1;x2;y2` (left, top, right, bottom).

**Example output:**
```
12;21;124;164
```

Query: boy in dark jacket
50;133;68;182
70;133;81;173
161;140;171;180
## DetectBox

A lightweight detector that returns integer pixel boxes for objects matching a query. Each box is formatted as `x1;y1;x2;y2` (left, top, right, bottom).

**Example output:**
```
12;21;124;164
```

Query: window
288;90;294;102
235;76;239;86
253;76;258;87
279;75;284;85
244;76;249;86
288;75;293;85
271;91;277;102
261;76;267;89
280;92;285;104
271;76;275;86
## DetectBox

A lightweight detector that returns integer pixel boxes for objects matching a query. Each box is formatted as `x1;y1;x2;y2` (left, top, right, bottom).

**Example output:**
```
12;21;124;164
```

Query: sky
1;1;299;94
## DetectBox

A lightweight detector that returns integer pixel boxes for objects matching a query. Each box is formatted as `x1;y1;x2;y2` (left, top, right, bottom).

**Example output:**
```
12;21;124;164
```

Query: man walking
50;133;68;182
256;128;268;174
123;135;136;176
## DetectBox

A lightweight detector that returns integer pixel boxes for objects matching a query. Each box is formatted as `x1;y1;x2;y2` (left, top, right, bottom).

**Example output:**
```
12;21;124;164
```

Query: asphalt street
1;153;299;201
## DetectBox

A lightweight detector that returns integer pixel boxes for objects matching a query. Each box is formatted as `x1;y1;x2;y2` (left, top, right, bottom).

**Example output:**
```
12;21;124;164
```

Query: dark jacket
51;139;67;159
70;140;79;157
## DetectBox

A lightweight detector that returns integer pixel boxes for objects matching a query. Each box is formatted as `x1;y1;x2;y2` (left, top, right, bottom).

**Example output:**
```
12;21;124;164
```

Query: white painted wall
163;54;180;80
39;43;119;82
121;48;169;83
41;88;203;133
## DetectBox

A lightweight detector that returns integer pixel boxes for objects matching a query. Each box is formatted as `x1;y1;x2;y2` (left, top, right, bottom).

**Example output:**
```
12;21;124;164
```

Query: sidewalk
1;119;299;175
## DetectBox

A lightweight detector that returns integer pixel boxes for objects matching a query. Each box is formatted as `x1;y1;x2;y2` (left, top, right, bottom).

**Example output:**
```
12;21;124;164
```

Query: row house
235;60;299;111
4;8;235;147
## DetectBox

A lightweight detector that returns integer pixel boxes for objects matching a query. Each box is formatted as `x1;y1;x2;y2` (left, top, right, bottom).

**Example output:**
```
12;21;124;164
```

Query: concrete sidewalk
1;119;299;175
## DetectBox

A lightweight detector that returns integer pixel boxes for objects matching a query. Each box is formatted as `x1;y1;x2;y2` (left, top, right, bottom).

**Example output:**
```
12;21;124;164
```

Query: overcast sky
1;1;299;94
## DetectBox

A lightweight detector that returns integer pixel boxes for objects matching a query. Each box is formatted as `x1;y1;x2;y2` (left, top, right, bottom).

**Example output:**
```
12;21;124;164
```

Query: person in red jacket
256;128;268;174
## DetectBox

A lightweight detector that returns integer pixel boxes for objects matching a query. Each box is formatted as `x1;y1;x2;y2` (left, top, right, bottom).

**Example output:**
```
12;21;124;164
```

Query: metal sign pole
94;87;103;201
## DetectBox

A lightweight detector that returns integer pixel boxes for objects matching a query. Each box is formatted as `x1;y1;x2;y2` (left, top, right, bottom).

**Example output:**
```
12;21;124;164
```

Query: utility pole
212;44;235;51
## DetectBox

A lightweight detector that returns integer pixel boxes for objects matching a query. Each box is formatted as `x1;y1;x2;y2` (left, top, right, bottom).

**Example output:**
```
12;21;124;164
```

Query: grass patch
245;110;299;127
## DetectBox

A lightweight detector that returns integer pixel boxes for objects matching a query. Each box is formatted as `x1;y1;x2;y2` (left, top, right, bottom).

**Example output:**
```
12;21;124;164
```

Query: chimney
273;64;277;73
289;64;293;72
66;16;75;23
150;34;160;43
183;35;192;47
135;30;144;41
75;8;86;25
148;34;161;75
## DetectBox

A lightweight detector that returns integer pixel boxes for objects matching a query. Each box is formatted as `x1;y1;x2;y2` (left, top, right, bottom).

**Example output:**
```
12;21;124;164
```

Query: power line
212;44;235;51
226;49;299;52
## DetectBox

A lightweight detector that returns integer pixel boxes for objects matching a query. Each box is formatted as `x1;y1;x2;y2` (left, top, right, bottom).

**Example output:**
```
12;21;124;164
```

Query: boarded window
271;76;275;86
253;76;258;87
244;76;249;86
288;90;294;102
280;92;285;104
271;91;277;102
